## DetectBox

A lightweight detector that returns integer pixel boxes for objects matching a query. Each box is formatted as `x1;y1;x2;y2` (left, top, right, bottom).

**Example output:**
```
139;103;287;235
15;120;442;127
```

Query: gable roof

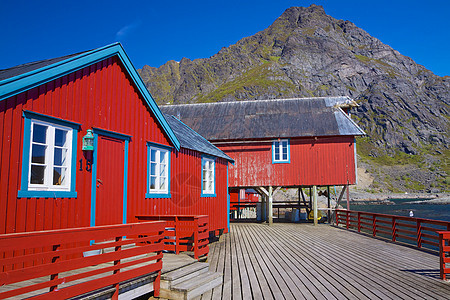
164;114;233;161
160;97;365;141
0;43;180;150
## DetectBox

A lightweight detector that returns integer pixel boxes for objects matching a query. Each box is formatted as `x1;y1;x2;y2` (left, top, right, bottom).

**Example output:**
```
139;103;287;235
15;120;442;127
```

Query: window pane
160;177;166;190
54;148;68;166
150;162;156;176
160;151;166;164
32;144;46;164
53;167;67;185
31;165;45;184
55;129;67;147
150;149;156;162
32;124;47;144
208;180;213;191
282;141;288;160
274;152;280;161
150;177;156;189
160;164;166;177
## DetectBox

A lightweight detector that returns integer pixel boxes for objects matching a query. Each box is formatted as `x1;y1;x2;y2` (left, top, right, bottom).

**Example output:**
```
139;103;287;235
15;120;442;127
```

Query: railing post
112;236;122;299
175;216;180;255
49;244;60;292
417;219;422;248
439;232;445;280
194;217;199;260
372;214;376;237
392;216;396;242
346;211;349;230
357;212;361;232
154;227;164;297
335;210;339;226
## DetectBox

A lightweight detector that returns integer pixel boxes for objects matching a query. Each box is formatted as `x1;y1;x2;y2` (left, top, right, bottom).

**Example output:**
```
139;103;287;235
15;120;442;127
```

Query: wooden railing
136;215;209;260
0;221;165;299
335;210;450;280
439;231;450;280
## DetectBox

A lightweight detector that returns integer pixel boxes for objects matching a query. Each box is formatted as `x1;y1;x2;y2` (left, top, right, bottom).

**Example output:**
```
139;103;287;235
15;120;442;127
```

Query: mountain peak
138;5;449;192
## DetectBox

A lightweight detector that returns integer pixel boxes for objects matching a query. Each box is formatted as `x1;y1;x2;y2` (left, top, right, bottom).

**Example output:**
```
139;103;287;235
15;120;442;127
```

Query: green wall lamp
82;129;94;152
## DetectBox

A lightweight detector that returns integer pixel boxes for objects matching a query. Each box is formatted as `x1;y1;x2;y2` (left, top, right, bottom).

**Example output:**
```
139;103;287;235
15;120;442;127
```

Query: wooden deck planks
305;226;449;299
203;223;450;300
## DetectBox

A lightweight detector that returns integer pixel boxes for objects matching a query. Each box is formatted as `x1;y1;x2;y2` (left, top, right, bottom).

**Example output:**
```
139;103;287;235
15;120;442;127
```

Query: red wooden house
161;97;365;224
0;43;233;236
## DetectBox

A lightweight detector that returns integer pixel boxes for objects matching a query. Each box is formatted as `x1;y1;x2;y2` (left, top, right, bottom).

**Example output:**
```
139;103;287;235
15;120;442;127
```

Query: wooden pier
201;223;450;299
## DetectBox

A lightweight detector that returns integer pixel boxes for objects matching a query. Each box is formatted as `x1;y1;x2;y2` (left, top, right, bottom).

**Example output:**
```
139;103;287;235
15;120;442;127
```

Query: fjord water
350;198;450;222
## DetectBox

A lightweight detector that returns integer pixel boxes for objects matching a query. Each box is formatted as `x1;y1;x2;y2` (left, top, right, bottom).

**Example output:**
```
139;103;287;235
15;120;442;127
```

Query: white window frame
28;119;73;191
201;157;215;196
148;145;169;195
272;139;290;163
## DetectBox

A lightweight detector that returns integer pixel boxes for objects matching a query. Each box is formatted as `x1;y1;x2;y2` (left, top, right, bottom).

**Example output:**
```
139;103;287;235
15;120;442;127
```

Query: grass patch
196;62;296;103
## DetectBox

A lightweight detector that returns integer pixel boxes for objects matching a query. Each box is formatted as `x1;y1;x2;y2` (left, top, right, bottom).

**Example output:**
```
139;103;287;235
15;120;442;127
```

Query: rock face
139;5;449;193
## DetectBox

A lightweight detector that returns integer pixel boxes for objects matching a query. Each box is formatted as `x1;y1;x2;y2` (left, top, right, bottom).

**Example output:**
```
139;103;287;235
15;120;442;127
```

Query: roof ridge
161;96;350;108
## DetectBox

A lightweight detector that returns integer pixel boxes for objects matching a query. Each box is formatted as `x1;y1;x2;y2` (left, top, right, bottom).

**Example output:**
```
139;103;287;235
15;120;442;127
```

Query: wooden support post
313;185;318;226
261;195;266;222
309;187;312;210
258;187;269;222
346;183;350;210
335;185;347;208
299;188;310;214
268;186;273;226
327;186;331;223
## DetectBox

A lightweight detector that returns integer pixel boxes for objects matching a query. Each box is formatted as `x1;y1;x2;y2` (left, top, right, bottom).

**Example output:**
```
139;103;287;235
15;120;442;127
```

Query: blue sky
1;0;449;76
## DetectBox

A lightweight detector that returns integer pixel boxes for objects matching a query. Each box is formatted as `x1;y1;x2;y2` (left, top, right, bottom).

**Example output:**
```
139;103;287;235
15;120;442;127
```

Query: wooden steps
159;262;223;300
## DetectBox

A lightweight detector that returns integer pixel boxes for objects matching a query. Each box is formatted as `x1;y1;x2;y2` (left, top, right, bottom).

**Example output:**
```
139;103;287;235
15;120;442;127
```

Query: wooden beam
335;185;347;208
272;187;281;197
327;186;331;223
331;185;347;224
258;187;269;197
299;188;311;214
313;185;318;226
268;186;273;226
346;183;350;210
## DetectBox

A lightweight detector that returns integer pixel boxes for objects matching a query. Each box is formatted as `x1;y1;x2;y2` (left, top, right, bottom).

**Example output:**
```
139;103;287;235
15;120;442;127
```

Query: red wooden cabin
161;97;365;224
0;43;233;236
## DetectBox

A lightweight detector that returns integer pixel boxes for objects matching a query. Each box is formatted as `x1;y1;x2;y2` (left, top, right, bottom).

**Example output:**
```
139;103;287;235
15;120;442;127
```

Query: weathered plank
201;223;450;300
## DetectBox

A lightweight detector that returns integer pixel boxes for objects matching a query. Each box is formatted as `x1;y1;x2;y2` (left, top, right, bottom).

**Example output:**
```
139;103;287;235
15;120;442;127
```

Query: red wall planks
0;56;229;235
135;150;228;232
221;136;356;188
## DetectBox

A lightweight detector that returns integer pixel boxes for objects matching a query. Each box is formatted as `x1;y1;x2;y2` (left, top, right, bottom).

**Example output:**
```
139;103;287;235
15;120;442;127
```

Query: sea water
349;198;450;222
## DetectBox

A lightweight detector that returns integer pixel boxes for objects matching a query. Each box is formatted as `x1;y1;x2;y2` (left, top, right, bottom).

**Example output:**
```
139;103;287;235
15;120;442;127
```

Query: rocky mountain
139;4;449;193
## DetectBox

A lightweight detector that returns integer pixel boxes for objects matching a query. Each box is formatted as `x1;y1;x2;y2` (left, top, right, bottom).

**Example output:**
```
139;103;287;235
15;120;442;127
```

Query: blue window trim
18;111;80;198
92;127;131;141
272;139;291;164
145;142;172;199
201;155;216;197
90;128;130;227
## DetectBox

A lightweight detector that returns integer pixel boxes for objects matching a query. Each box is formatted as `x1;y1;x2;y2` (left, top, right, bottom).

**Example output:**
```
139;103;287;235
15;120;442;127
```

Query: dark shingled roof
160;97;365;141
163;114;234;161
0;51;89;81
